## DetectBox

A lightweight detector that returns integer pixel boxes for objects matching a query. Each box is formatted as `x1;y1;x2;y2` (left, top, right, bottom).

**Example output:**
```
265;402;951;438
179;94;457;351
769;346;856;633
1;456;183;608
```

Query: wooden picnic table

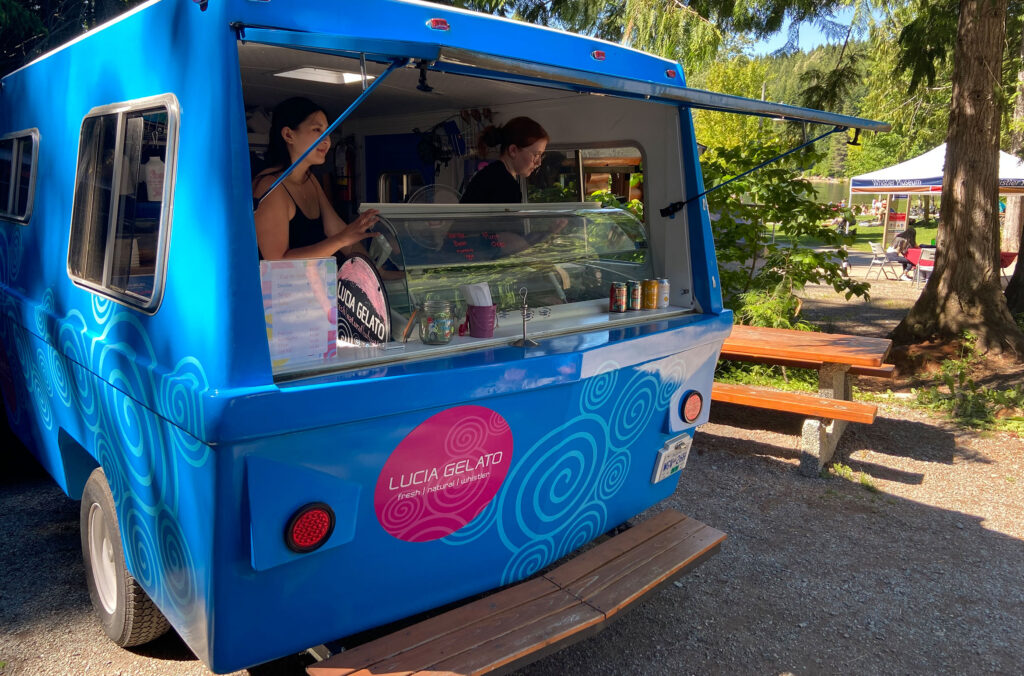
715;325;893;475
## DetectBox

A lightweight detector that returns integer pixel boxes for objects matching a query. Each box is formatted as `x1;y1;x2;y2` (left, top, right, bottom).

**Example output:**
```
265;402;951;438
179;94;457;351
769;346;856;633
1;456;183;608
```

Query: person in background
461;116;549;203
253;97;379;260
887;220;919;280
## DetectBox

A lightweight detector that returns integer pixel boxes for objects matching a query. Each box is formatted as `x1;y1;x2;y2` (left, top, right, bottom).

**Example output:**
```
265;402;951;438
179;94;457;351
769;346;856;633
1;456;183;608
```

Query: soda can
641;279;659;309
609;282;627;313
657;278;670;308
626;280;642;310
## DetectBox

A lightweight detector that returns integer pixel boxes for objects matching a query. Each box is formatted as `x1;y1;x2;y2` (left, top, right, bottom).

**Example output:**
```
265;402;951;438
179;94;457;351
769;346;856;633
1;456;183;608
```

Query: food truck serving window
67;94;179;312
0;129;39;223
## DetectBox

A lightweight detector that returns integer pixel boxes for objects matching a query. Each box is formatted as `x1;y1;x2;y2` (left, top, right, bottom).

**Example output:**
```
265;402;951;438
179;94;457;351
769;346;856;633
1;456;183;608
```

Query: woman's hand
338;209;380;247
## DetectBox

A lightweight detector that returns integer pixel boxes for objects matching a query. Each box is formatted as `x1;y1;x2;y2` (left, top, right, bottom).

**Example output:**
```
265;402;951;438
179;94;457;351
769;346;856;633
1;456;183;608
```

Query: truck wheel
80;468;170;647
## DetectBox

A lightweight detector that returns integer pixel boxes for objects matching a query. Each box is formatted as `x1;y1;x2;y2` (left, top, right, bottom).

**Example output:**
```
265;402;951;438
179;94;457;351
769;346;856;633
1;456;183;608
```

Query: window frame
0;128;40;224
66;94;180;314
527;142;646;221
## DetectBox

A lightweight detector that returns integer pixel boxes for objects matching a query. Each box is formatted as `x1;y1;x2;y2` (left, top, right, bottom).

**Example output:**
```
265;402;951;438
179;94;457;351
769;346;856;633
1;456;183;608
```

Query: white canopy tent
849;143;1024;196
848;144;1024;245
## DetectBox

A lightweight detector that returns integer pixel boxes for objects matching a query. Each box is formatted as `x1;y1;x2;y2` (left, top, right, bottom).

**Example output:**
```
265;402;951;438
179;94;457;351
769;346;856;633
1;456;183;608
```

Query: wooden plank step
718;351;896;379
306;509;725;676
710;382;877;424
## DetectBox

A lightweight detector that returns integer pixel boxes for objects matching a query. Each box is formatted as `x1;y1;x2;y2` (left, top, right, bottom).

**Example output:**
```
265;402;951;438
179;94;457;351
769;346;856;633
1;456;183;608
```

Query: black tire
80;467;171;647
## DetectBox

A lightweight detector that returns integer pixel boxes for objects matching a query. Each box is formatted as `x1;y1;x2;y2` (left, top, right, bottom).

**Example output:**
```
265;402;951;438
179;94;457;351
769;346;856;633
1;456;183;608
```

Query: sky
748;7;857;56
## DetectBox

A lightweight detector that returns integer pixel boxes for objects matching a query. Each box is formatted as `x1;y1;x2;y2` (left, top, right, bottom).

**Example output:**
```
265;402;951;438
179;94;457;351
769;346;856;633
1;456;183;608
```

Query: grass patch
907;334;1024;435
715;362;818;392
825;462;878;492
770;223;938;253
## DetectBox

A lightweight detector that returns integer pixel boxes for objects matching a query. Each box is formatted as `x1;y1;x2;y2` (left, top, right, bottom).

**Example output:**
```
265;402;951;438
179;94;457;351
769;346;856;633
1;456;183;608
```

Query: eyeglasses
518;147;545;164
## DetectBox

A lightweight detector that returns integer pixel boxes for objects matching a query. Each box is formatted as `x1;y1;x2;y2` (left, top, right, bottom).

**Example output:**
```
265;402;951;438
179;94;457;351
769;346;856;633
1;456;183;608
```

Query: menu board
260;258;338;374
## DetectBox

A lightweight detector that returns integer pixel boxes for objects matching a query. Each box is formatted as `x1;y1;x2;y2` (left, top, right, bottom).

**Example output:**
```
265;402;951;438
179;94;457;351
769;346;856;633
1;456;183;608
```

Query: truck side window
0;129;39;223
67;95;178;311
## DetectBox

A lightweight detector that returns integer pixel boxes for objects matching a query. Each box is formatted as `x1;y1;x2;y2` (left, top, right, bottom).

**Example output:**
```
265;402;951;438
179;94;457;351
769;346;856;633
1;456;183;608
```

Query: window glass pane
69;115;117;283
109;109;166;301
581;147;644;212
15;137;33;216
526;150;581;203
0;139;12;215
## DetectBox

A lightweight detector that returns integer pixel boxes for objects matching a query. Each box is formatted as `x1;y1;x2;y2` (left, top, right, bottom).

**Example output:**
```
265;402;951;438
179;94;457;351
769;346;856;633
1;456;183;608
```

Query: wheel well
59;428;99;500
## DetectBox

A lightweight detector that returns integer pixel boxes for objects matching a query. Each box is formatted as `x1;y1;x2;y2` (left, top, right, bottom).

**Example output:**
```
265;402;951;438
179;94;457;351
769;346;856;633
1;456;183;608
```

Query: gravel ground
2;272;1022;676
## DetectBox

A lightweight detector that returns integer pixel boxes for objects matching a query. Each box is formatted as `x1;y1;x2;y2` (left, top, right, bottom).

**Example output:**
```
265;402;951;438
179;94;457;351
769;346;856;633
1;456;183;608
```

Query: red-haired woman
461;116;549;204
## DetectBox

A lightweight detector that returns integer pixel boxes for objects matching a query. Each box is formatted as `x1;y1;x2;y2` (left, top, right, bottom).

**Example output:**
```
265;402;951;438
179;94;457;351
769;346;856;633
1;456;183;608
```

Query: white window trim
0;128;40;224
66;94;179;314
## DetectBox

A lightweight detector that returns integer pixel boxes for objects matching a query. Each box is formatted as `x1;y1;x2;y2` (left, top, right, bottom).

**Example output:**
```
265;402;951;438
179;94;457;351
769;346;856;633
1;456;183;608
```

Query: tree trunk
892;0;1024;356
1003;24;1024;311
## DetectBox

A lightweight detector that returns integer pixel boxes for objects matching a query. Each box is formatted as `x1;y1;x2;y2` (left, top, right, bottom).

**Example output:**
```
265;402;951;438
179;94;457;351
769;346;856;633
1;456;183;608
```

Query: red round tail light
681;391;703;423
285;502;335;553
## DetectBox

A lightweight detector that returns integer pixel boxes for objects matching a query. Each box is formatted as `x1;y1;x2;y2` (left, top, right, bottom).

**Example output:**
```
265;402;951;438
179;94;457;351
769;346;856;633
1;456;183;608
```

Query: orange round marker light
681;391;703;423
286;503;335;553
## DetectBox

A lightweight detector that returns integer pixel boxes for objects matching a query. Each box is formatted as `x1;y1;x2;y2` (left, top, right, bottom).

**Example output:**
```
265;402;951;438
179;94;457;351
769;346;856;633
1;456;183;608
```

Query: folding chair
865;242;900;280
913;247;935;286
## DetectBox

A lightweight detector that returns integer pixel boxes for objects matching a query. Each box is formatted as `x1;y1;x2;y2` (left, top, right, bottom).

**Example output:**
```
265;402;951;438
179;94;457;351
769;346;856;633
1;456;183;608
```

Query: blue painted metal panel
0;0;747;672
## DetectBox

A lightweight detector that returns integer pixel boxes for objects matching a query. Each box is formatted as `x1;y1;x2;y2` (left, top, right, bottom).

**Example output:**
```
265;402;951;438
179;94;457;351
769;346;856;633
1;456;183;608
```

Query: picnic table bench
307;509;725;676
713;325;893;476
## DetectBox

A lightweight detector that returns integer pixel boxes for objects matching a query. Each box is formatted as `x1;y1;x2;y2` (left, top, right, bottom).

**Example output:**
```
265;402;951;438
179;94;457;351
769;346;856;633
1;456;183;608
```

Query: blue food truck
0;0;887;672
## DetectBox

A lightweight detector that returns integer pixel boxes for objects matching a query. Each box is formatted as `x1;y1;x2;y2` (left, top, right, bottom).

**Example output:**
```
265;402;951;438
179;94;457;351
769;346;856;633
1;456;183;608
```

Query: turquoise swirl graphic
159;358;210;467
497;414;609;550
501;538;556;585
609;370;660;447
596;450;630;501
441;492;499;546
156;508;198;622
656;355;687;407
121;502;161;590
555;503;607;560
580;361;618;412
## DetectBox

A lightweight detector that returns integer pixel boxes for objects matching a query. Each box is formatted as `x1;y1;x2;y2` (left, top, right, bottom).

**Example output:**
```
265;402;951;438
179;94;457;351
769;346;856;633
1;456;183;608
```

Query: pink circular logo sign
375;405;513;542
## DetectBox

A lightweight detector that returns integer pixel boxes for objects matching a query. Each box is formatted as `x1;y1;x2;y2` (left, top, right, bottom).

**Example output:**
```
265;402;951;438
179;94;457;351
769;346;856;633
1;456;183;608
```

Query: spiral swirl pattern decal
555;504;607;560
160;358;210;468
609;371;660;447
375;406;513;543
580;360;618;412
157;508;198;621
0;250;212;644
502;538;556;584
121;504;160;589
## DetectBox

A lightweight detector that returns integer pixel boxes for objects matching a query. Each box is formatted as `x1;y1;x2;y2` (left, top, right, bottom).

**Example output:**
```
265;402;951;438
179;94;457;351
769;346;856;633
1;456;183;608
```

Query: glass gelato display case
327;202;690;371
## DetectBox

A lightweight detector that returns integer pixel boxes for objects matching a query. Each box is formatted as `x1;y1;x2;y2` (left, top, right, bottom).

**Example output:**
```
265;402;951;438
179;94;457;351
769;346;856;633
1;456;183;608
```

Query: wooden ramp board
711;382;877;424
307;509;725;676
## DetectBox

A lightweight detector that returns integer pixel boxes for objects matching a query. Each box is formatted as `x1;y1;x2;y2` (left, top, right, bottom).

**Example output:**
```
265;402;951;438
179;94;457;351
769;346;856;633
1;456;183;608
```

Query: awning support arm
255;57;408;210
660;125;847;219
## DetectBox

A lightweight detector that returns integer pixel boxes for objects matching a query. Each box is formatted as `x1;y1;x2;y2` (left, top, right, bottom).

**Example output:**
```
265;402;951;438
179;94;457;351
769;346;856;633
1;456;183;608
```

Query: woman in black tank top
253;97;379;260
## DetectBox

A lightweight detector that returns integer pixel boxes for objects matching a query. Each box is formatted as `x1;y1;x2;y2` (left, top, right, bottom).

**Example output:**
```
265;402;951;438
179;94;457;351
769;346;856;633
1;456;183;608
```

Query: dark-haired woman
253;97;378;260
461;116;549;204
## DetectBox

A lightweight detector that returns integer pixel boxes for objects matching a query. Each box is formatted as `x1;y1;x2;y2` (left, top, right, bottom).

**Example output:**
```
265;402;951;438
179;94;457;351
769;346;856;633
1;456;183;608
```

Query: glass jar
418;300;456;344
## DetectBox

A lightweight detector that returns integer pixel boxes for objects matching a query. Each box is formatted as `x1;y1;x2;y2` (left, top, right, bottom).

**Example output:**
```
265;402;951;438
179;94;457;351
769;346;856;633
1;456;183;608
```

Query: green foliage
714;360;819;391
825;461;878;491
913;334;1024;434
693;56;772;148
1;0;144;76
587;187;644;221
700;140;869;328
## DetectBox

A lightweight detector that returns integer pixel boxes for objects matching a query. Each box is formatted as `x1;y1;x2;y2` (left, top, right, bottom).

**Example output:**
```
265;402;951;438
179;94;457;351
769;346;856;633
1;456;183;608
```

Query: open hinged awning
235;26;890;133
